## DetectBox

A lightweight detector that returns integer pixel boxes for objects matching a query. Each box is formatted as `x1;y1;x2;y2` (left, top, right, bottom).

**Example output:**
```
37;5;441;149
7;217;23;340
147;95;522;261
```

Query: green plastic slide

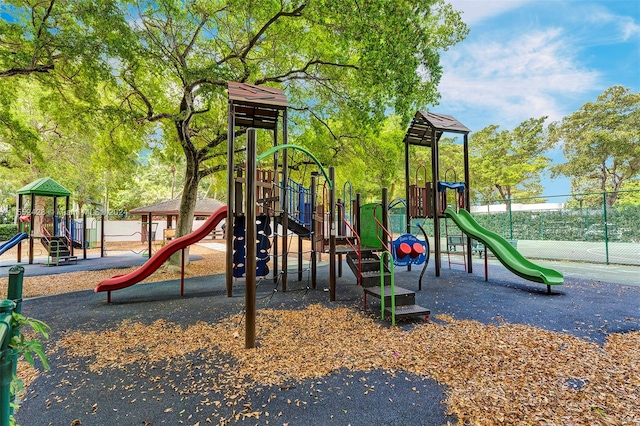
443;208;564;288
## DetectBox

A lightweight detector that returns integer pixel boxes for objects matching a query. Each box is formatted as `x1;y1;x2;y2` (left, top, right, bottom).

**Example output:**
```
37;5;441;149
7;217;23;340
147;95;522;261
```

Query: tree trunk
169;152;200;266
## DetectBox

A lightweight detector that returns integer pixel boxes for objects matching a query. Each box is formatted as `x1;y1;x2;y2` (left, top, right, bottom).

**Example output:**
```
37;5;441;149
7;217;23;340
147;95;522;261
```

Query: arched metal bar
257;144;332;189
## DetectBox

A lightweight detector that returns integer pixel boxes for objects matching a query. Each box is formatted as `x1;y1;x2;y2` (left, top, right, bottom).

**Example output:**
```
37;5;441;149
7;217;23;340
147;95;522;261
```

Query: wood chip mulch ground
4;242;640;425
51;306;640;425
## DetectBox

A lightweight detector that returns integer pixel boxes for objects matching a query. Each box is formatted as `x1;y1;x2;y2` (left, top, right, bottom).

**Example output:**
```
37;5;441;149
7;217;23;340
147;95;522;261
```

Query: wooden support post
245;128;257;349
310;174;317;289
225;101;235;297
329;167;336;302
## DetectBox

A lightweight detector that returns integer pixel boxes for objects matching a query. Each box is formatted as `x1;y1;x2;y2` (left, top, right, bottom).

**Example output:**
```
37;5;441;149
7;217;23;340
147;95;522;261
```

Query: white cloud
438;28;600;128
447;0;534;25
581;3;640;43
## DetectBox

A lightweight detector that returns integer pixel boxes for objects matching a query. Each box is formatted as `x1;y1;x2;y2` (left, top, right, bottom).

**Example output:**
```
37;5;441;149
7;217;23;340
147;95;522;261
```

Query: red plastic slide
95;206;227;293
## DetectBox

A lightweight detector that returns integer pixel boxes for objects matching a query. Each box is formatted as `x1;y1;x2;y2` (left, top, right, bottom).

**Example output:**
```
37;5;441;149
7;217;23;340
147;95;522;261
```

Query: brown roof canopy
228;82;288;130
404;111;470;147
129;198;225;216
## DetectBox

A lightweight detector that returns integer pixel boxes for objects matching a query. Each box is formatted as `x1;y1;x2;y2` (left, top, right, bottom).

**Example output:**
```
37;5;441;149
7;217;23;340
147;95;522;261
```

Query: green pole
5;267;23;422
603;191;609;265
0;299;16;426
508;197;513;240
7;266;24;315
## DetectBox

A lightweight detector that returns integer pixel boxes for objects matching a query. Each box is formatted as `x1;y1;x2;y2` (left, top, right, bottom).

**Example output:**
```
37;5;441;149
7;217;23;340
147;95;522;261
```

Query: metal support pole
0;298;17;426
100;215;105;258
337;198;343;278
281;109;289;291
17;195;23;263
382;188;389;249
29;193;35;265
83;213;87;259
226;101;235;297
464;134;473;273
431;128;441;277
53;197;58;236
310;174;317;289
7;266;24;315
147;213;152;257
329;167;336;302
603;191;610;265
281;147;288;292
273;126;279;284
70;213;74;258
245;128;257;349
404;136;411;235
65;197;70;256
297;235;303;282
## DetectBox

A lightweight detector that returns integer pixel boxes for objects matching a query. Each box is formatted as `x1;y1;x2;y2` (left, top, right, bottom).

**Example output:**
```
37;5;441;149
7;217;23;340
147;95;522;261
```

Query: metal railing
0;266;24;426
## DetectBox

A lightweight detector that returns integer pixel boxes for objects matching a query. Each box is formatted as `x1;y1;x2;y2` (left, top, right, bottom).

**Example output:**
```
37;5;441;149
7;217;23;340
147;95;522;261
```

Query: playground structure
12;178;97;266
94;81;563;349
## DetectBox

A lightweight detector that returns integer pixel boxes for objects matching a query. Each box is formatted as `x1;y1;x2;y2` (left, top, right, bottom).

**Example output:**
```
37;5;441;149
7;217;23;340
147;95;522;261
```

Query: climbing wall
232;214;272;278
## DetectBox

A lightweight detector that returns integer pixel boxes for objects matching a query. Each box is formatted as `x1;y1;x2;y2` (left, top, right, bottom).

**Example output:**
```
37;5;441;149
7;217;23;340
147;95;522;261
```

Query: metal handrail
379;251;395;326
340;211;362;286
372;204;392;253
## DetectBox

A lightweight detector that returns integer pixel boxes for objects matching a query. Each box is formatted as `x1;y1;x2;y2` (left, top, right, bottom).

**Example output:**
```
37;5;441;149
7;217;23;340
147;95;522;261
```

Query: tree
103;0;468;259
469;117;551;203
549;86;640;207
0;0;149;210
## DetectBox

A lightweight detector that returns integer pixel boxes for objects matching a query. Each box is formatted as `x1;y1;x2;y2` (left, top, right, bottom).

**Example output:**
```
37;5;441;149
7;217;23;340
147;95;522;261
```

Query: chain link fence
391;190;640;267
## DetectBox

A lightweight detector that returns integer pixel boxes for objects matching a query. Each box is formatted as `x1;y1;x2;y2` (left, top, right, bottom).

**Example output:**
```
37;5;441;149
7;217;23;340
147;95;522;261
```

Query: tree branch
291;106;339;141
0;65;54;78
254;60;358;85
217;2;307;65
123;75;175;123
198;128;248;161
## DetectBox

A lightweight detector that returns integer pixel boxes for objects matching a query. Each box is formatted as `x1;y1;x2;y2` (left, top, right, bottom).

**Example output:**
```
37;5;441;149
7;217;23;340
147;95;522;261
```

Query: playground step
363;285;416;306
46;255;78;266
346;251;383;274
385;304;431;321
321;236;359;253
40;236;72;257
361;271;391;288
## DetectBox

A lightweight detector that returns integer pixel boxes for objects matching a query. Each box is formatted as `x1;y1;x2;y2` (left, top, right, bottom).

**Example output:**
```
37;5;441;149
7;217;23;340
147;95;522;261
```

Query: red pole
180;248;185;296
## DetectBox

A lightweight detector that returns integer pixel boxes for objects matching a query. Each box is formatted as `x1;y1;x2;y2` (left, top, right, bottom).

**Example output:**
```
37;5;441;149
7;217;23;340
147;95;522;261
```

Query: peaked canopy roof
129;198;226;217
228;82;288;130
404;111;470;147
17;177;71;197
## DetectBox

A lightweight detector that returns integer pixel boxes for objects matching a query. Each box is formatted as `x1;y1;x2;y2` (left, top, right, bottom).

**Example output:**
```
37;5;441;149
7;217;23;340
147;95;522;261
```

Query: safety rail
342;181;354;235
379;251;396;326
373;204;392;253
0;266;24;426
284;178;312;227
59;220;73;250
340;212;362;285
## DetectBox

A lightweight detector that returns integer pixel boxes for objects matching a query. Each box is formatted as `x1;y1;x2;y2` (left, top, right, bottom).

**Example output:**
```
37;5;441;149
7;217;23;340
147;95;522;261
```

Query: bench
447;235;485;258
447;235;464;251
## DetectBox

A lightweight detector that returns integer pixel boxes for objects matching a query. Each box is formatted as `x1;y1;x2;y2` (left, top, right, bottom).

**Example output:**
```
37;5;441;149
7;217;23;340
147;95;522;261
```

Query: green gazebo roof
16;177;71;197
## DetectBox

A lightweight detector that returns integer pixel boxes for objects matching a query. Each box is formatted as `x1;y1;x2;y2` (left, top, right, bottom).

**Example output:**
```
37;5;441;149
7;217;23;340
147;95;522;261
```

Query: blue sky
436;0;640;200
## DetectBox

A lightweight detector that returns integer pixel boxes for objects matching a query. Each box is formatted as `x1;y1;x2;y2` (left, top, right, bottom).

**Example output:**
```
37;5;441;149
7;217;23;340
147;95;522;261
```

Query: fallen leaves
53;305;640;425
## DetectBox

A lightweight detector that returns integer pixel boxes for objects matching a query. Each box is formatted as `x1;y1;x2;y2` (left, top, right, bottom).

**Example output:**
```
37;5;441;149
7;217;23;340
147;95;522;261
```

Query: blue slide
0;233;29;256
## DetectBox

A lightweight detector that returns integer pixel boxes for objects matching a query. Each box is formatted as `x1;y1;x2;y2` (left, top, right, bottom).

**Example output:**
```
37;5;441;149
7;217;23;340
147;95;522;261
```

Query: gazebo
16;177;72;264
129;198;226;251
